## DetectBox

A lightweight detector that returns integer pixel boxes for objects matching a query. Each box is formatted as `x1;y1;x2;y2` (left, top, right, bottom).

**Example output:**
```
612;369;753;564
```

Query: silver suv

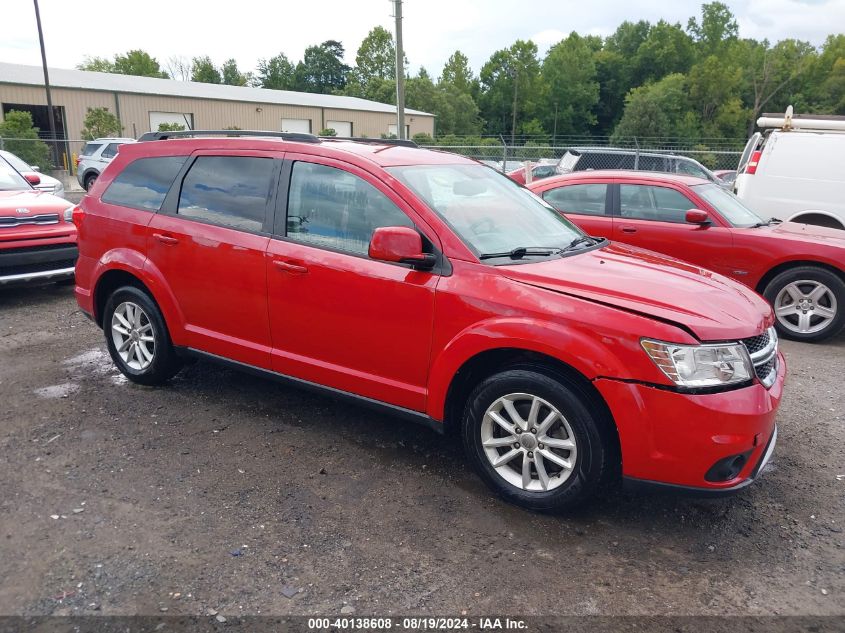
557;148;728;188
76;137;135;191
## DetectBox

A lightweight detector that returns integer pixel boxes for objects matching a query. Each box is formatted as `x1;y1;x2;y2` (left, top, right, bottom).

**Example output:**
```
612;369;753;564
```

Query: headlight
641;339;753;388
63;206;74;222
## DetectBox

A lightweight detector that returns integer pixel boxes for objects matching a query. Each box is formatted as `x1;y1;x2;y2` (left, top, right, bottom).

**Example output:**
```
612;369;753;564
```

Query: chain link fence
419;135;745;175
0;135;90;174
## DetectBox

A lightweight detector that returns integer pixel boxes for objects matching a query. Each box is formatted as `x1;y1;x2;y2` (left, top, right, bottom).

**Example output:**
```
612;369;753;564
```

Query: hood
500;242;772;341
0;189;71;218
755;221;845;248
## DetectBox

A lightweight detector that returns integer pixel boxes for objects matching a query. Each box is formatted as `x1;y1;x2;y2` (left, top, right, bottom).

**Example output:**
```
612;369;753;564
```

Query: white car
735;107;845;231
76;137;135;191
0;150;65;197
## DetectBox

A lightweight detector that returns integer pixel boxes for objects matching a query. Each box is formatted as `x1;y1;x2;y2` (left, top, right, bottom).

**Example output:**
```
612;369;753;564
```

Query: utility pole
392;0;406;140
510;67;518;146
33;0;59;166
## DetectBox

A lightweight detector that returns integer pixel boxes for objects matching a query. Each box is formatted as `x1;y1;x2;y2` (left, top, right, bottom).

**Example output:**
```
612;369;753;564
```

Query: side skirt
176;347;444;435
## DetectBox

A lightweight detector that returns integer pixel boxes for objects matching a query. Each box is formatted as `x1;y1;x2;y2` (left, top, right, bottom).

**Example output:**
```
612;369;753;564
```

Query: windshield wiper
561;235;600;252
750;217;783;228
478;246;562;260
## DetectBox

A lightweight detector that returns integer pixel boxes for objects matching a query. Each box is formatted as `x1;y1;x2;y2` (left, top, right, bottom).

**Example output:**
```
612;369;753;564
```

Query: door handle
153;233;179;245
273;260;309;274
620;226;638;234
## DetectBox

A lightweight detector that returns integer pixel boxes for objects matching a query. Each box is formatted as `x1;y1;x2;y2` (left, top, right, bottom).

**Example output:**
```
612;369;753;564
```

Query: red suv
73;131;784;511
1;158;77;285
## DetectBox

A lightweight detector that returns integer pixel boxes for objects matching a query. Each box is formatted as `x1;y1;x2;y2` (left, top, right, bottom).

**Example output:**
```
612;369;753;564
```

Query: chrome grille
741;327;778;388
0;214;60;228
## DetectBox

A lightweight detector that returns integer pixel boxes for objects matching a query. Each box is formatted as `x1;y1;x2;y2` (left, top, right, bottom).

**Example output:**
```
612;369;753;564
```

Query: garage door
282;118;311;133
149;111;194;131
388;124;410;138
326;120;352;137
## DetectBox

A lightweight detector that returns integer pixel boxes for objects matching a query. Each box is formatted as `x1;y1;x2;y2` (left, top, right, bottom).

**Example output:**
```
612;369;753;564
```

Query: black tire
763;266;845;343
103;285;183;385
83;172;97;191
461;368;613;512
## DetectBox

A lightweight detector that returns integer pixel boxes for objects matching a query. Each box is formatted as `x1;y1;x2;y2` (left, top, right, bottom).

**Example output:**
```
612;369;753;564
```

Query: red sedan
528;170;845;342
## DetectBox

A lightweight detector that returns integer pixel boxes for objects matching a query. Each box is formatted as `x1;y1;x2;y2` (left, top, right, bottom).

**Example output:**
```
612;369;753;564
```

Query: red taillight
75;156;81;167
71;205;84;230
745;150;762;175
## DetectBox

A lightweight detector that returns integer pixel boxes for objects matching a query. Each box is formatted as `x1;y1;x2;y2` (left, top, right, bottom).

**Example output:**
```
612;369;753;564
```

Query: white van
735;107;845;230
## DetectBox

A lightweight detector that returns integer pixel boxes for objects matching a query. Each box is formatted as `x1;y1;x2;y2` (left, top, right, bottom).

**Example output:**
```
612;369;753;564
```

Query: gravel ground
0;285;843;618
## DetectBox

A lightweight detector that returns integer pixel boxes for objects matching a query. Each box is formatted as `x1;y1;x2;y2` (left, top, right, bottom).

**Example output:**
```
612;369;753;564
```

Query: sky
3;0;844;78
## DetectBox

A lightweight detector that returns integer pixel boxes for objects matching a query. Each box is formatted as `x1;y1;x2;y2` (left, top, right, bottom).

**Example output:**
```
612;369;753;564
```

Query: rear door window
285;161;414;256
177;156;275;232
100;143;122;159
543;184;608;216
80;142;103;157
102;156;187;211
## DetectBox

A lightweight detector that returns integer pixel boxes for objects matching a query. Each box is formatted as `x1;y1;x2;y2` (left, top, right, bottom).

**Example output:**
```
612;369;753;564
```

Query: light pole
33;0;59;166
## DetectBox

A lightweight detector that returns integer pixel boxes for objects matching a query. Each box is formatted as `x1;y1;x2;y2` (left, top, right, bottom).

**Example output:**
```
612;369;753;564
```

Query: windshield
388;164;585;260
693;183;764;227
0;156;31;191
0;151;32;172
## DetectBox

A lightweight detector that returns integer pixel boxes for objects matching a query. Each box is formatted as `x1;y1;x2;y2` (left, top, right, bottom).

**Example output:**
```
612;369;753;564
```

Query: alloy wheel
774;280;837;335
111;301;155;371
480;392;578;492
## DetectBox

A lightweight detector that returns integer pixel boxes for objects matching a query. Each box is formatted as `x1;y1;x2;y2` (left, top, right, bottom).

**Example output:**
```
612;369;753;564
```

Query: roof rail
322;136;418;148
137;130;321;143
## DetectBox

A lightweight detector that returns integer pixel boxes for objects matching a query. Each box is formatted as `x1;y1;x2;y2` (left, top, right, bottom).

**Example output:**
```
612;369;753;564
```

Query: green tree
0;110;51;168
295;40;349;93
479;40;541;139
221;59;250;86
112;50;168;78
405;68;438;114
191;56;222;84
440;51;477;96
687;2;738;56
635;21;695;82
80;107;122;140
355;26;397;82
256;53;297;90
77;56;115;73
540;33;599;136
158;122;186;131
613;73;696;140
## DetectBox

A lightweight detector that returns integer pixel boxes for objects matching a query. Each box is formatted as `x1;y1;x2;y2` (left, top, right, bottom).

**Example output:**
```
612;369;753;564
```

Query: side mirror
686;209;710;225
369;226;436;270
24;173;41;186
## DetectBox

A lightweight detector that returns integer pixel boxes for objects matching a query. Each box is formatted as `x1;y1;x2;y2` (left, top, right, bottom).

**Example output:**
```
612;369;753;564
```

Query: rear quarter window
101;156;188;211
80;143;103;157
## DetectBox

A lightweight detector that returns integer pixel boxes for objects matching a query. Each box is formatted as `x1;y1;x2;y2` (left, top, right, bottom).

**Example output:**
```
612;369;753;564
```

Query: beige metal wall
0;84;435;139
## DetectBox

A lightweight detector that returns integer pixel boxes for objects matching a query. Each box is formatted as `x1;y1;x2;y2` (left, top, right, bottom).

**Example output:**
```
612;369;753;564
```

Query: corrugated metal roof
0;62;432;117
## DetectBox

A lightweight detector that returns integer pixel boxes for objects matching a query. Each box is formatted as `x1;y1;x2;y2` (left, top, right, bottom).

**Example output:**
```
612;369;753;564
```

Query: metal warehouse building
0;62;434;162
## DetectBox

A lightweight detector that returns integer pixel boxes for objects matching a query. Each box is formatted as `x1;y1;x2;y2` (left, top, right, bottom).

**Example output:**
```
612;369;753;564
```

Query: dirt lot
0;285;843;619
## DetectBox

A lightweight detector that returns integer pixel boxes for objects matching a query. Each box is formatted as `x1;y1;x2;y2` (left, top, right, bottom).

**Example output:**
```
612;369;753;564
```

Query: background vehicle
714;169;737;188
74;130;782;512
0;150;65;197
529;170;845;342
0;158;76;285
556;147;728;188
76;137;135;191
507;160;558;184
735;107;845;230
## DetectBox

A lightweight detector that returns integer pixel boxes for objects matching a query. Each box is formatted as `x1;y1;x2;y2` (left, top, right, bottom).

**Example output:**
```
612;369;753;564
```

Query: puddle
34;382;79;399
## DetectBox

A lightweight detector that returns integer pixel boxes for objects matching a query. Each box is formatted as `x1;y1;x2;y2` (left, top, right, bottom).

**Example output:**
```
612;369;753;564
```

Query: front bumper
595;351;785;492
0;244;78;286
